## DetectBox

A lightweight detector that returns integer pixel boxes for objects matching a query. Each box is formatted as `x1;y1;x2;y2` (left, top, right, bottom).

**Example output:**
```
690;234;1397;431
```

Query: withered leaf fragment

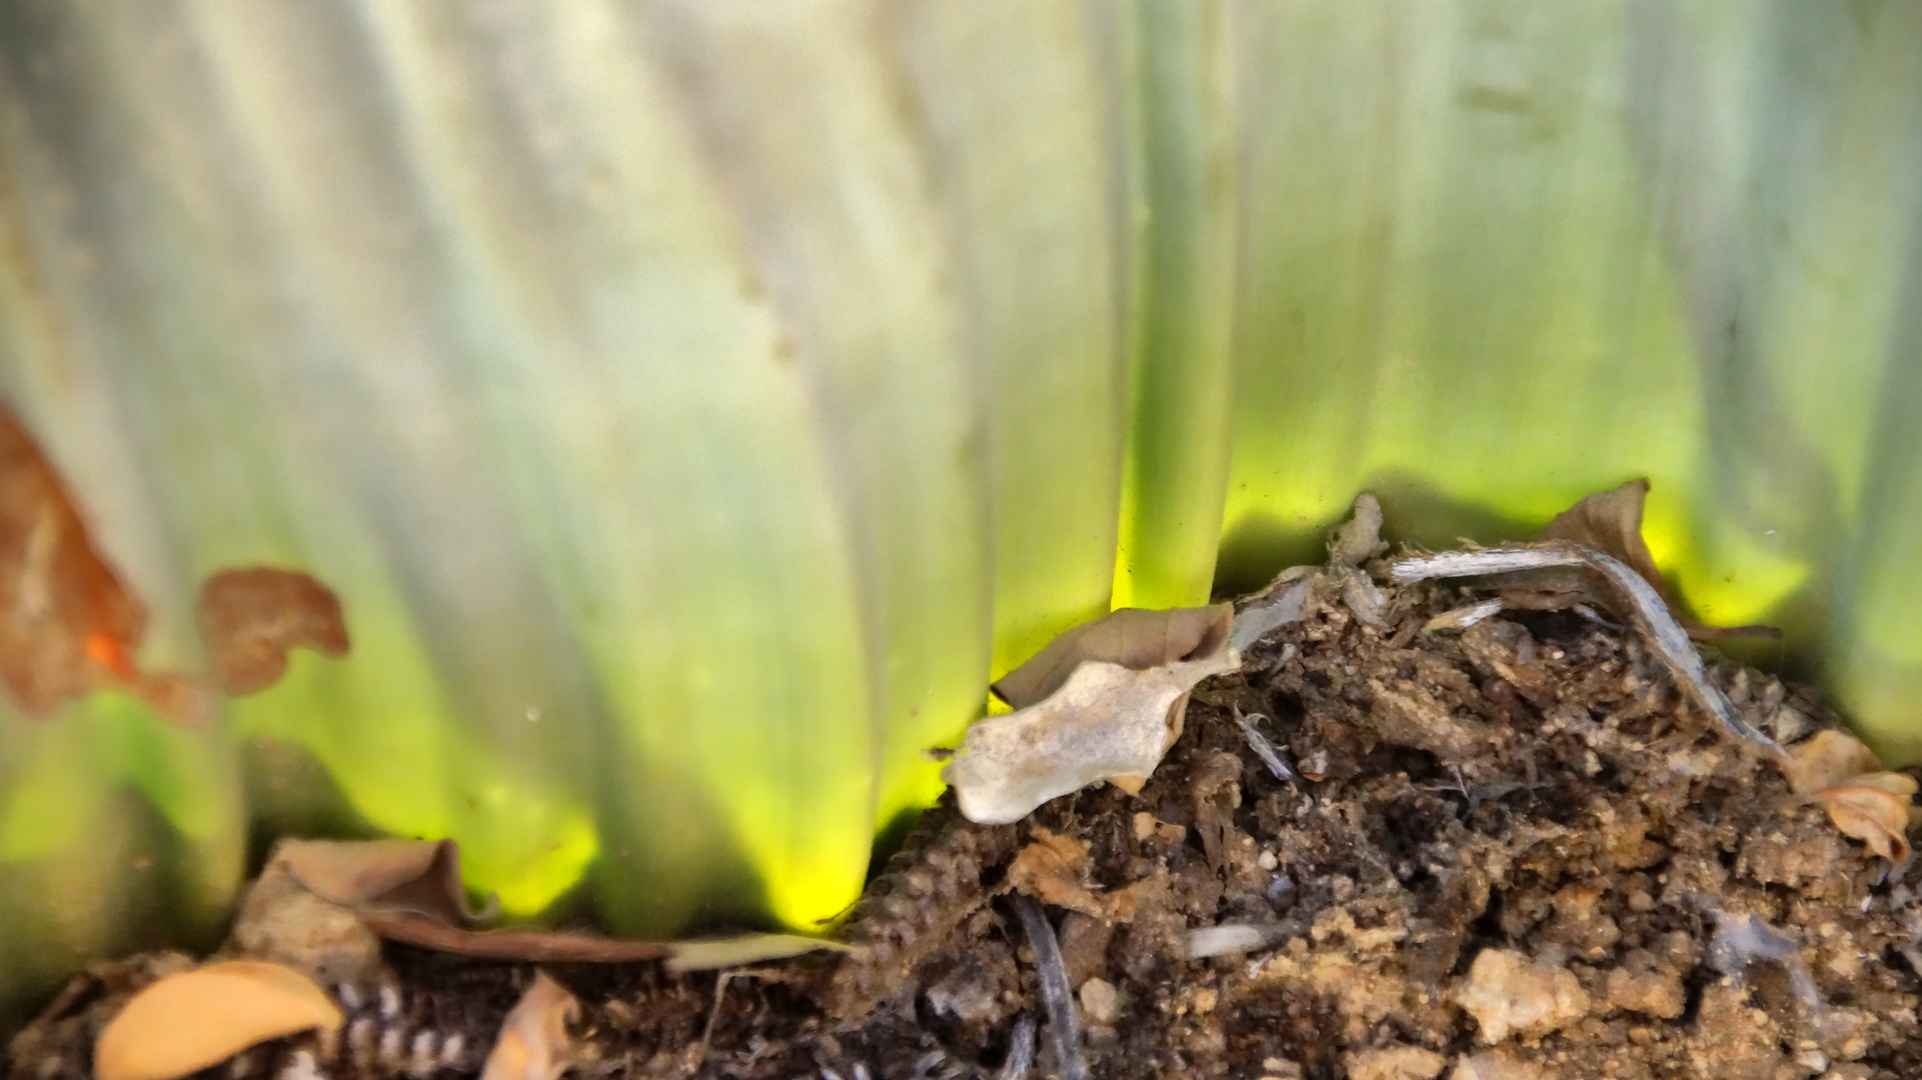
93;960;342;1080
200;567;349;694
0;403;199;722
0;403;346;724
949;607;1240;824
274;837;495;924
991;603;1233;709
480;972;579;1080
1538;479;1778;643
232;837;843;974
1785;729;1917;863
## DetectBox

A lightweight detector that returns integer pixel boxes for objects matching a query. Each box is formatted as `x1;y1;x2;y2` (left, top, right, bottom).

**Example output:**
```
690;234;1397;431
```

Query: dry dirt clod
1453;949;1591;1044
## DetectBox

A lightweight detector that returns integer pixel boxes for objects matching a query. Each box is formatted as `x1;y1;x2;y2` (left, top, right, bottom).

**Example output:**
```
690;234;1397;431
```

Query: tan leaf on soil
1806;784;1916;863
947;621;1240;824
480;972;578;1080
93;960;342;1080
1780;729;1917;862
1536;479;1777;643
199;568;349;695
1785;729;1888;795
991;603;1233;710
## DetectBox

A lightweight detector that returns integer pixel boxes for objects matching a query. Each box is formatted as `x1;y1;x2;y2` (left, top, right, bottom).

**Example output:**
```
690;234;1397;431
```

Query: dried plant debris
1536;479;1777;643
233;837;844;982
92;961;342;1080
1784;729;1919;862
947;605;1240;824
479;972;578;1080
21;496;1922;1080
0;402;347;724
200;568;350;695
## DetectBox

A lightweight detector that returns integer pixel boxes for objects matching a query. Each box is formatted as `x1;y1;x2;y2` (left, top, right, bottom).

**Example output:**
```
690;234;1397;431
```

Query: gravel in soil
12;570;1922;1080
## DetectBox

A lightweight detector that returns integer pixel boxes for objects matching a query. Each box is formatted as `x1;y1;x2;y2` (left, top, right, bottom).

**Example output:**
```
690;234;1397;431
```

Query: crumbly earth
12;570;1922;1080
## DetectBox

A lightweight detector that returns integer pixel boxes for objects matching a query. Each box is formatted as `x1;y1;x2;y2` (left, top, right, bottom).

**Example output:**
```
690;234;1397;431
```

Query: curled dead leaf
1537;479;1778;643
93;960;342;1080
991;603;1233;710
480;972;579;1080
272;837;494;923
1786;729;1888;795
1806;784;1914;863
199;568;349;695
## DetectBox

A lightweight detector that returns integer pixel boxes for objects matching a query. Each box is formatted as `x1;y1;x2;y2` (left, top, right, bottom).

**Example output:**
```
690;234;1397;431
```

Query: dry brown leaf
480;971;578;1080
272;837;493;924
360;910;674;963
93;960;342;1080
0;404;345;725
0;404;205;723
1780;729;1917;862
947;628;1240;824
1807;786;1914;862
991;603;1233;710
234;837;841;972
199;567;349;695
1785;729;1888;795
1537;479;1778;643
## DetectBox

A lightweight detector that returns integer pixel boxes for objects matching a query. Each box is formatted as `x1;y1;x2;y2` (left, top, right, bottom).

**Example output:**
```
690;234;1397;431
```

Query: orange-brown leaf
0;403;150;717
992;604;1233;710
93;960;342;1080
199;567;349;695
480;972;579;1080
1540;479;1779;643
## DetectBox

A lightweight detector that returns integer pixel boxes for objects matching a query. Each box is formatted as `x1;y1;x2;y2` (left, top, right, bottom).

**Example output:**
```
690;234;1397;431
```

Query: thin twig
1010;895;1087;1080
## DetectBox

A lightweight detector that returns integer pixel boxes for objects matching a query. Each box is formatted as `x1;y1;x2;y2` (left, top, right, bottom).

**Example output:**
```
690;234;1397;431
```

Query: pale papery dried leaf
1785;729;1888;794
991;603;1233;710
199;567;349;695
93;960;342;1080
1808;785;1913;862
948;645;1242;825
480;972;578;1080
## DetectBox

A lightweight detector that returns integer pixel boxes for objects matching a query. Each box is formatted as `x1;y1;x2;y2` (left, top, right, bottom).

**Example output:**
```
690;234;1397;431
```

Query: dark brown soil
13;571;1922;1080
